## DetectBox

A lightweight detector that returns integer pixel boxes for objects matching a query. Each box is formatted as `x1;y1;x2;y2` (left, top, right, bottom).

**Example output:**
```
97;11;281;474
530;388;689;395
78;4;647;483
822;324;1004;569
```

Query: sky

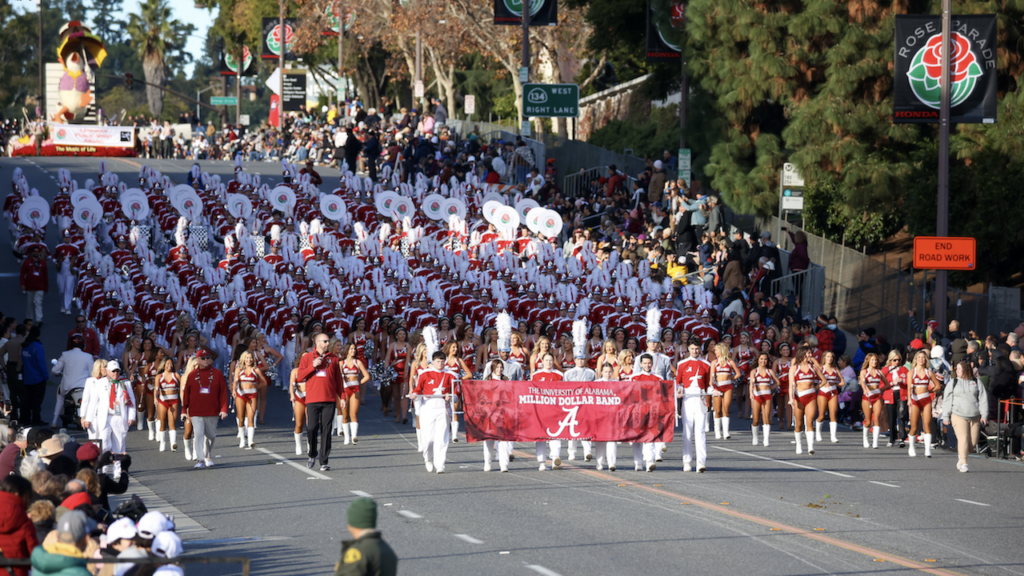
13;0;215;77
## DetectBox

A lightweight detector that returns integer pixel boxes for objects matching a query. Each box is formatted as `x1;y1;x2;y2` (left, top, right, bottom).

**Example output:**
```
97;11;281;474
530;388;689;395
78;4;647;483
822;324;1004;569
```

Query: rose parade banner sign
894;15;997;124
462;380;675;443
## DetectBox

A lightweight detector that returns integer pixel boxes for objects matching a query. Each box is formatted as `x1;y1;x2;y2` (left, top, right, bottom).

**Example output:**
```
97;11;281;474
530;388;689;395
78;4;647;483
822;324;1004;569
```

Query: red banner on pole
462;380;675;444
269;94;280;127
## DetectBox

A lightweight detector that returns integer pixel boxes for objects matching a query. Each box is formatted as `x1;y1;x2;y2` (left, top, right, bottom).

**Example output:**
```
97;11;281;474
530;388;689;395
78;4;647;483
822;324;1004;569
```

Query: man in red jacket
296;332;345;471
181;349;228;469
0;475;39;576
19;246;48;323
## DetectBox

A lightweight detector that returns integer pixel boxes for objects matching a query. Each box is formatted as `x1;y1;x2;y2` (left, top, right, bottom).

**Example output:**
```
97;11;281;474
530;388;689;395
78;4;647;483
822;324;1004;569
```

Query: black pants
7;366;24;421
306;402;336;465
885;400;906;443
367;156;379;182
22;382;46;425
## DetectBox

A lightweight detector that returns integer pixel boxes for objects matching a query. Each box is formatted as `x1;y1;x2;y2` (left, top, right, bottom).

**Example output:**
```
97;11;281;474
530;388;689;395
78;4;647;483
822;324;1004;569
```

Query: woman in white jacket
81;360;137;453
79;359;109;441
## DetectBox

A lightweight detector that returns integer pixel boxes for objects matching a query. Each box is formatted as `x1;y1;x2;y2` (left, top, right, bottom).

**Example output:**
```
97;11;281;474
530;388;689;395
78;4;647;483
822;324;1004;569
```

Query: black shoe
306;457;315;469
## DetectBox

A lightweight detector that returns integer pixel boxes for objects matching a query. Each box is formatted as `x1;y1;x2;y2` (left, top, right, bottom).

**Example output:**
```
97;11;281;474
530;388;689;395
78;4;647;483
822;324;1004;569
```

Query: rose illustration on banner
503;0;544;18
57;128;67;140
267;24;294;56
907;32;983;109
225;46;253;74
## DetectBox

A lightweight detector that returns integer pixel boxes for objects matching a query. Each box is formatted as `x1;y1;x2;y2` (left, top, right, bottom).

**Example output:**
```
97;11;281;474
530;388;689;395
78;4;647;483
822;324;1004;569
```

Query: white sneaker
483;462;491;472
193;462;205;469
500;465;508;472
596;461;604;471
426;461;434;473
655;456;663;462
552;457;562;469
696;465;706;473
538;463;547;471
646;462;656;472
567;451;576;461
634;463;642;471
959;463;969;473
683;463;692;472
204;458;214;467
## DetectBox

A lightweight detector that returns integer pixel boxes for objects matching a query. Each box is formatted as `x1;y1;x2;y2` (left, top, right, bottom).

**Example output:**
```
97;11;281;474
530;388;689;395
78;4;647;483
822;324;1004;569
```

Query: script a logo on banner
906;32;984;109
546;406;582;438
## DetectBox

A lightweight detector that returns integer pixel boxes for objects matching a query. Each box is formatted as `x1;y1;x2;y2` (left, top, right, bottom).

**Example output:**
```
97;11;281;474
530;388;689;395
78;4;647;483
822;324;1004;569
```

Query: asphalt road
2;157;1022;576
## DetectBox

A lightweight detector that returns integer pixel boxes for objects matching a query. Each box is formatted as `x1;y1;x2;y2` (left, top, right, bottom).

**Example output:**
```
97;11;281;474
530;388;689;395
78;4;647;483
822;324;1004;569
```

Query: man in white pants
675;341;711;472
181;350;229;469
50;337;93;427
81;361;136;454
563;353;596;462
410;352;454;474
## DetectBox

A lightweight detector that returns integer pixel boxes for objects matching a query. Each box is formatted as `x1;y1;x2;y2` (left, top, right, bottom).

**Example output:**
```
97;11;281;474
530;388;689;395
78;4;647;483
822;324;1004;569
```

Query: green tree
125;0;194;118
88;0;125;45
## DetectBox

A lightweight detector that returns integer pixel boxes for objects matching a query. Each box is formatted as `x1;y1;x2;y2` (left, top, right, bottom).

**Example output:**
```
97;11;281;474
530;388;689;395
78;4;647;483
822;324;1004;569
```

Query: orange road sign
913;236;976;270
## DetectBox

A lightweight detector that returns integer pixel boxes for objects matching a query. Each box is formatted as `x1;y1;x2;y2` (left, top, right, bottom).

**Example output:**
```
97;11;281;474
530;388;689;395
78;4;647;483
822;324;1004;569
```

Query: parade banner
220;46;257;76
493;0;557;26
261;18;297;60
33;123;135;157
462;380;675;443
893;15;997;124
646;0;684;63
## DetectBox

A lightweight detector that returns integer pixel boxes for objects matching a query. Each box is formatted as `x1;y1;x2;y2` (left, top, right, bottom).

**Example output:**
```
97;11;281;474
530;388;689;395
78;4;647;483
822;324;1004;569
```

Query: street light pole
520;0;529;134
934;0;951;329
279;0;285;126
37;0;44;121
342;0;350;109
415;27;422;108
196;85;215;121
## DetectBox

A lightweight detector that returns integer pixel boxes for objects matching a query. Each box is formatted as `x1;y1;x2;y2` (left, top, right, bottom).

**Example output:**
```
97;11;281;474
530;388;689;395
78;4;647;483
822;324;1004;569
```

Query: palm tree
125;0;182;118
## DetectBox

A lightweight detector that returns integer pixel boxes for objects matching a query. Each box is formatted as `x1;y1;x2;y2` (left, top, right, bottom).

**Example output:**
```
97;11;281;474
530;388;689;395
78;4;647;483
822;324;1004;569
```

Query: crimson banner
462;380;675;443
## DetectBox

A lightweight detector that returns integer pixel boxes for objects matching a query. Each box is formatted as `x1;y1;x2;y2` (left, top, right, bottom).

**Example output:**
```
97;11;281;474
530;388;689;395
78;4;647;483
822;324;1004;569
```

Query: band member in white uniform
531;353;563;471
564;320;596;461
410;351;455;473
482;359;513;473
675;340;711;472
594;362;618;471
631;309;672;459
630;354;661;472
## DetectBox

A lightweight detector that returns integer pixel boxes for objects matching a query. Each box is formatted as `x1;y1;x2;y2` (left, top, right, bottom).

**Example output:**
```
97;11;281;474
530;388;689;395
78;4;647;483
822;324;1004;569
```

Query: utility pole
415;27;422;109
279;0;285;126
342;0;350;111
520;0;529;134
235;44;242;128
679;54;687;150
934;0;951;329
37;0;44;121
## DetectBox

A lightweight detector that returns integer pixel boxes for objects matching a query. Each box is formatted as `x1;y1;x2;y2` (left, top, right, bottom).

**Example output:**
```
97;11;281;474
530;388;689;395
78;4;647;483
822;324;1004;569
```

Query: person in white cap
81;360;136;454
151;532;184;576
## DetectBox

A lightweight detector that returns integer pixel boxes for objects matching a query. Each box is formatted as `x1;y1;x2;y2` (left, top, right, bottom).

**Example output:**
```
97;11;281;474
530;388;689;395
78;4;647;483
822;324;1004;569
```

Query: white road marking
526;565;563;576
955;498;990;507
454;534;483;544
398;510;423;519
712;446;856;478
350;490;373;498
869;481;900;488
255;447;330;480
109;475;209;536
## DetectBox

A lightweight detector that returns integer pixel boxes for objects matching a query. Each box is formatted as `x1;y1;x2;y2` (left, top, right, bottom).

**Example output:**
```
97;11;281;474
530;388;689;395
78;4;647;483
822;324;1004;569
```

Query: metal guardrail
771;267;826;321
1;555;251;575
563;165;637;199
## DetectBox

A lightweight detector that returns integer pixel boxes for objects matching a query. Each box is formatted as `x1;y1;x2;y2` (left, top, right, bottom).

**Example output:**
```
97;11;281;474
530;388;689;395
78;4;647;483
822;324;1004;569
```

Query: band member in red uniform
531;353;563;471
410;352;455;473
709;342;742;440
339;343;370;445
859;353;887;449
675;340;710;472
905;350;940;458
816;351;842;444
749;352;779;447
788;347;822;455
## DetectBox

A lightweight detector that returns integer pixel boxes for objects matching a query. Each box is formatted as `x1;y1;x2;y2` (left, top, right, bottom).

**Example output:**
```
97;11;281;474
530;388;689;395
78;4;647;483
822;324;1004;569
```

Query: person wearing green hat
334;498;397;576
